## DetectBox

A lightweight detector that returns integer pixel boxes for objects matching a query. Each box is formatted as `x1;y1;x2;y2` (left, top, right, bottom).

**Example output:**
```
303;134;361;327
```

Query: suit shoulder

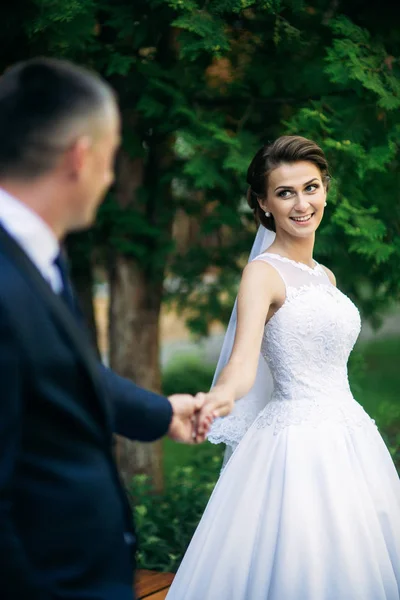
0;253;29;302
0;253;39;332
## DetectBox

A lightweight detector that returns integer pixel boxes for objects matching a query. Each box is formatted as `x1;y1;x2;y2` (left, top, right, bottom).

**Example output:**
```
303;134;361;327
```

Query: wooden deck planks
135;569;174;599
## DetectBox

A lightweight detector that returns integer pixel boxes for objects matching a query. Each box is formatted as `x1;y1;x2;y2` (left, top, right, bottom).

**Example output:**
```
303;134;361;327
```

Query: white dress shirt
0;187;63;292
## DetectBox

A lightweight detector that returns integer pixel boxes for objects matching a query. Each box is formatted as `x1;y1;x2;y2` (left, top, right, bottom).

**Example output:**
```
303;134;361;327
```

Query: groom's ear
64;136;92;179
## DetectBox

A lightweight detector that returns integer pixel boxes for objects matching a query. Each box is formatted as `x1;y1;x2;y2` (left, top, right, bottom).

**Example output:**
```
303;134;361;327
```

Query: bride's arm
198;260;285;421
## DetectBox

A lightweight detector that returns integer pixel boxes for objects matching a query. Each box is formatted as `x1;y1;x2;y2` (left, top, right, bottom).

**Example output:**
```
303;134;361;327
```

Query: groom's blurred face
67;100;121;230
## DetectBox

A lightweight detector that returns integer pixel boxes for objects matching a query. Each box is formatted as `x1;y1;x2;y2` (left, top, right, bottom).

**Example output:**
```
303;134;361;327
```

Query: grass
163;437;223;482
163;335;400;475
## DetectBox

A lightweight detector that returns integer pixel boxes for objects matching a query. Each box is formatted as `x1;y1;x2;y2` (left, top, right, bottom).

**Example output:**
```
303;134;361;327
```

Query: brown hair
246;135;331;231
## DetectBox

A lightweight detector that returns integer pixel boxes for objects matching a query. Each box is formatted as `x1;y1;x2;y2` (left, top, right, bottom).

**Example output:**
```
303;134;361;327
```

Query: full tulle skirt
167;406;400;600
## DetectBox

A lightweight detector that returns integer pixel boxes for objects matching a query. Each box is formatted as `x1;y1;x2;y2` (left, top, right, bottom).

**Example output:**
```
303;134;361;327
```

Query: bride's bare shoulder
241;258;286;299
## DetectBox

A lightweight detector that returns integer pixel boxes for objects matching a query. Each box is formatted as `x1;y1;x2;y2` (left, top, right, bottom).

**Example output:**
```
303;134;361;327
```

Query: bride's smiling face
259;161;327;238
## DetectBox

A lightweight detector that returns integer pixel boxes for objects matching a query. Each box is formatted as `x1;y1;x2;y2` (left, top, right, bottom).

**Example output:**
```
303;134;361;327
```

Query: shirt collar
0;187;60;277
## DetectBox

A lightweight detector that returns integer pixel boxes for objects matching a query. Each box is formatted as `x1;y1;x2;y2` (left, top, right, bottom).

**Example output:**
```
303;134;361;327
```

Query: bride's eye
277;189;293;198
305;184;319;193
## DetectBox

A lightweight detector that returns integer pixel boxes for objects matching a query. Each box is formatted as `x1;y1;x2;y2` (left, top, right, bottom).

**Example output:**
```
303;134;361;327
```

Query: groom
0;58;210;599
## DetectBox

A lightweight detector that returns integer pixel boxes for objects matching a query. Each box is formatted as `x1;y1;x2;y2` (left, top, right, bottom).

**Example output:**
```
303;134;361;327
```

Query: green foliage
347;347;366;398
326;17;400;110
164;3;400;331
131;449;222;571
351;336;400;470
27;0;97;55
3;0;400;332
171;11;230;58
162;353;215;396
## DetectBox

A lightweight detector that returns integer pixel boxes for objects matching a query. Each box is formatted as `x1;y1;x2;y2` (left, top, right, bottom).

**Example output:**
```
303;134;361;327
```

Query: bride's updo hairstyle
246;135;331;232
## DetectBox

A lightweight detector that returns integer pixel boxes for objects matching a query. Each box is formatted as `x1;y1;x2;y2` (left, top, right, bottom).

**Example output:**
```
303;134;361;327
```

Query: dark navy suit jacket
0;226;172;599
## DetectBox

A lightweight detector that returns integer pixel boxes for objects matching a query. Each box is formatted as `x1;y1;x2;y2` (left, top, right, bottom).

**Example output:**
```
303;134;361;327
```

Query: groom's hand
168;394;210;444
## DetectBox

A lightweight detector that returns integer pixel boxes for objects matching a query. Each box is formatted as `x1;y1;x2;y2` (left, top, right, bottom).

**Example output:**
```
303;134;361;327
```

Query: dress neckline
262;252;322;275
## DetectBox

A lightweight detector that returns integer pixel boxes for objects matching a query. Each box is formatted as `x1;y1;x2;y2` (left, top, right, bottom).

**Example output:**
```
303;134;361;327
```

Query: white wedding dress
167;253;400;600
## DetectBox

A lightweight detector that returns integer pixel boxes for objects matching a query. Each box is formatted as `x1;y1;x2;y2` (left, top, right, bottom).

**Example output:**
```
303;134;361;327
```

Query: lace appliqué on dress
208;399;260;448
255;398;375;435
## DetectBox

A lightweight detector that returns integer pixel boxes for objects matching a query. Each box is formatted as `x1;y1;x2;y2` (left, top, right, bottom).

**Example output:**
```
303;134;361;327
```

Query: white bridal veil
207;225;276;466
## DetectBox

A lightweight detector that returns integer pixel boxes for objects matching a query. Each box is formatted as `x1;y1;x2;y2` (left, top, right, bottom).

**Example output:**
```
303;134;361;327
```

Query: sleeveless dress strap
251;252;331;290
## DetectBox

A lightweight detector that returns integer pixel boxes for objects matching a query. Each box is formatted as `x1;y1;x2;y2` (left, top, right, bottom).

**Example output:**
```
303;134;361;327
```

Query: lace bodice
260;253;359;402
208;252;374;449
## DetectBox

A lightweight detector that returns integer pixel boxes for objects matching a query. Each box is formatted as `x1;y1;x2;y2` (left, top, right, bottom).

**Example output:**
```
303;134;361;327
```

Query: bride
167;135;400;600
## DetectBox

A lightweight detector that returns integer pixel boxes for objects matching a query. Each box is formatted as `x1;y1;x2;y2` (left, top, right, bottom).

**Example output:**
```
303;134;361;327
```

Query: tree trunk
109;256;164;492
108;145;172;493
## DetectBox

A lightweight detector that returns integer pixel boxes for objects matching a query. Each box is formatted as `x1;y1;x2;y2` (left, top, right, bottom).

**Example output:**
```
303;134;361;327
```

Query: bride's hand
195;386;235;436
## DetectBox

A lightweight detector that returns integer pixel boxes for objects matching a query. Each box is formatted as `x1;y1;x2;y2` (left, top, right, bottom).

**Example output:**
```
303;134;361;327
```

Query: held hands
167;386;235;445
167;394;212;444
196;384;235;434
195;385;235;438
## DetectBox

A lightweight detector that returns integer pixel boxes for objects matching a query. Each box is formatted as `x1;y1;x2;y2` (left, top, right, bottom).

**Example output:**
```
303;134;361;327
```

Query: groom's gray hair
0;57;116;179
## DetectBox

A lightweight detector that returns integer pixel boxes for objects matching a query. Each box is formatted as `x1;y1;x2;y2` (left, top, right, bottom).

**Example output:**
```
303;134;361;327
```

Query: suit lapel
0;224;112;431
